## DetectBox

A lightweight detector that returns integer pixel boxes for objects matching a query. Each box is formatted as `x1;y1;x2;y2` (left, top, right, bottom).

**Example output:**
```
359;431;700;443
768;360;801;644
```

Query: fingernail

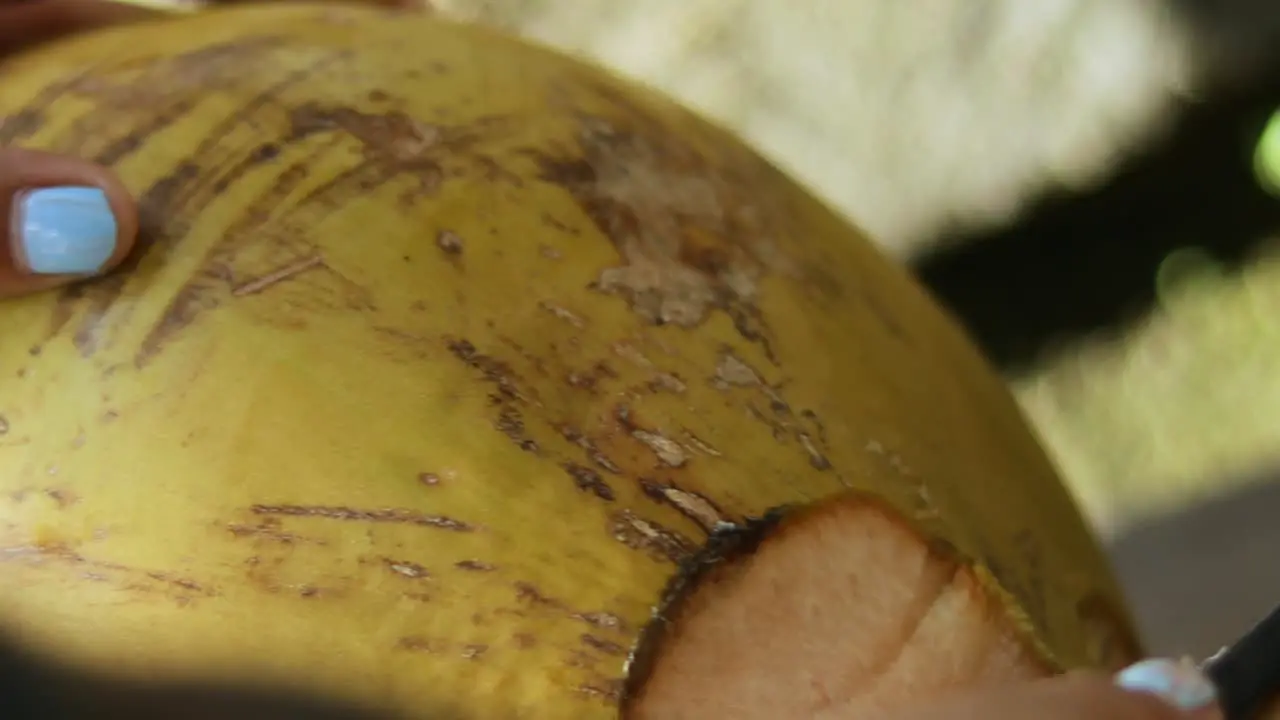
1115;658;1218;711
12;186;118;275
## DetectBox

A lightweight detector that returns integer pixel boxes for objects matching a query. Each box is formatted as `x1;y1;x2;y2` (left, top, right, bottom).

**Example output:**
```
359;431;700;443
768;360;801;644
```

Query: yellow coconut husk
0;5;1140;718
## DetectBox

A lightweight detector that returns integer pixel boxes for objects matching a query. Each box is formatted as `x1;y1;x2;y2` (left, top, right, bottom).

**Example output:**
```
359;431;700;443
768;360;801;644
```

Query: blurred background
409;0;1280;660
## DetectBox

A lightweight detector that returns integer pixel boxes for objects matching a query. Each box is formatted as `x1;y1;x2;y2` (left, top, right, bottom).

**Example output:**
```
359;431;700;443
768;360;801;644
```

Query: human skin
889;670;1219;720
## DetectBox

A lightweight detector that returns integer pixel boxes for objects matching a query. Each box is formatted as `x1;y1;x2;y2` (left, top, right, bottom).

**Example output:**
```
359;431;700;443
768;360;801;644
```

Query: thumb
0;147;138;298
883;669;1212;720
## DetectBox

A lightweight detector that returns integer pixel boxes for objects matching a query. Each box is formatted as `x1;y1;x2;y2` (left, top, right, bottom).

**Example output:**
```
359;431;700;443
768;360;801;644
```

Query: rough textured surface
0;5;1137;718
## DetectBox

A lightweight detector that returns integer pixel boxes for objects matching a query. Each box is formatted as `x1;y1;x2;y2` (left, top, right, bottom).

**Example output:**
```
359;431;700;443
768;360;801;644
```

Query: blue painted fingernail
1115;658;1218;711
13;186;118;275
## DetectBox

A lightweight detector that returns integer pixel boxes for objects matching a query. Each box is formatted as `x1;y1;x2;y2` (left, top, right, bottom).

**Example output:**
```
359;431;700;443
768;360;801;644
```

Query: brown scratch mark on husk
539;301;585;328
54;39;284;165
638;480;730;533
436;229;464;257
461;644;488;660
163;52;349;206
513;582;629;632
556;424;622;474
0;109;47;145
232;254;326;296
0;542;217;603
710;346;836;473
285;104;511;211
562;462;616;501
647;372;687;394
681;428;720;457
226;520;324;545
614;404;688;468
565;360;619;395
396;636;442;653
134;284;218;369
532;85;806;364
0;63;122;147
444;338;527;402
445;337;547;454
609;509;695;564
631;429;687;468
249;504;474;532
610;340;653;368
43;488;78;509
383;559;430;579
581;633;628;656
579;679;624;704
45;284;83;345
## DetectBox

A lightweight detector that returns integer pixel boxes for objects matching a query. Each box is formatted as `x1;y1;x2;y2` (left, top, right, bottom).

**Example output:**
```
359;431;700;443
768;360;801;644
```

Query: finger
1115;659;1225;719
887;671;1201;720
0;147;138;299
0;0;161;55
1055;670;1211;719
